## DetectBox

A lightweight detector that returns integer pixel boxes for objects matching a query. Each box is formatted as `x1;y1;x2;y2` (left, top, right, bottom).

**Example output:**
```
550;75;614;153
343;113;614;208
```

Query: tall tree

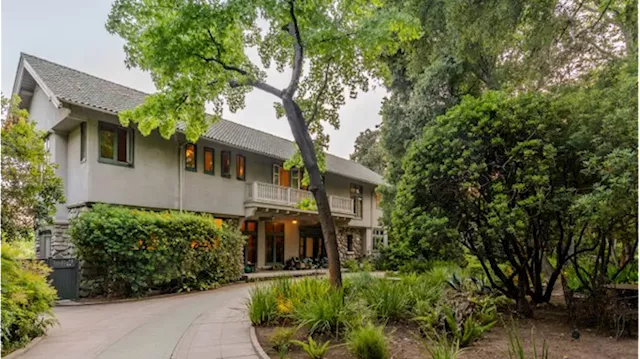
349;128;385;175
1;95;65;241
106;0;420;287
378;0;634;225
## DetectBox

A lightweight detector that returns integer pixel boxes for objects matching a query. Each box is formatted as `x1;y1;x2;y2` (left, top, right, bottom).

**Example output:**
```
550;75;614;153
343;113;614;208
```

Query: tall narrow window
204;147;214;175
236;154;246;180
185;143;196;171
80;123;86;162
350;184;363;218
221;151;231;177
347;234;354;252
265;222;285;264
99;122;133;166
291;168;300;189
272;164;280;185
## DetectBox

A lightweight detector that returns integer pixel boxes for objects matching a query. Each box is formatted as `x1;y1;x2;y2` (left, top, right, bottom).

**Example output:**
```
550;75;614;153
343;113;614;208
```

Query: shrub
347;323;389;359
344;258;360;272
291;336;331;359
70;204;245;296
1;242;57;355
247;285;278;325
269;327;297;351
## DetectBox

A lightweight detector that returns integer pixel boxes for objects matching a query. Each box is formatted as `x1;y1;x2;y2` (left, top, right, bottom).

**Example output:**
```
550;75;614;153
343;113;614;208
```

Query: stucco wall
28;86;56;131
66;124;89;206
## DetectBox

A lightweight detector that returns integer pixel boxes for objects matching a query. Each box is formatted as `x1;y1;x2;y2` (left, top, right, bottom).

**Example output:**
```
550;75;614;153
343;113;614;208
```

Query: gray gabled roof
18;53;383;185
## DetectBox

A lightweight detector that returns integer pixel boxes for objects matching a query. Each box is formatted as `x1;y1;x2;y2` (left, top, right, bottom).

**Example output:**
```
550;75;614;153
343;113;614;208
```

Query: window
43;135;50;153
347;234;354;252
80;122;86;162
185;143;197;171
291;168;300;189
350;184;363;218
272;164;280;185
99;122;133;166
375;192;382;208
265;222;285;264
221;151;231;177
204;147;214;175
241;221;258;266
373;229;386;251
236;154;246;180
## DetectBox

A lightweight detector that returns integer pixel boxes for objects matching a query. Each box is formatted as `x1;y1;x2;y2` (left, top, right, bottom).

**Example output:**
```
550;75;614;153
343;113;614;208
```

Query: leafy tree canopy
1;95;65;241
389;59;637;313
349;128;385;175
106;0;420;152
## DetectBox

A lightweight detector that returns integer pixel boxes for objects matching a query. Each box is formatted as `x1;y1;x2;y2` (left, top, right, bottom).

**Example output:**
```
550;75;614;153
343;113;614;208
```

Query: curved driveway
20;282;259;359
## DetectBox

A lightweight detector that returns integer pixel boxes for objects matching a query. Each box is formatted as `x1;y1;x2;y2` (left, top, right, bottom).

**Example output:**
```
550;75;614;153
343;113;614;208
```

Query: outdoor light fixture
292;220;298;224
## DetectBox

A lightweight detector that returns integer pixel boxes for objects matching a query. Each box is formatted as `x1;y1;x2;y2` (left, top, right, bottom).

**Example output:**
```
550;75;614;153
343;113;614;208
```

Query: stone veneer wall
35;206;89;259
337;227;365;261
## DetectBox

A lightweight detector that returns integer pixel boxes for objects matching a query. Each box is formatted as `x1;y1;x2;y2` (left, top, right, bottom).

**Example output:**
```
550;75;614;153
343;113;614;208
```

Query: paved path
19;282;260;359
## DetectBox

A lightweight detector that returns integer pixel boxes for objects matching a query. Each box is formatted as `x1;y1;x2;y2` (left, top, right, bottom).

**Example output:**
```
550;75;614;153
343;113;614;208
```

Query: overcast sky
1;0;386;159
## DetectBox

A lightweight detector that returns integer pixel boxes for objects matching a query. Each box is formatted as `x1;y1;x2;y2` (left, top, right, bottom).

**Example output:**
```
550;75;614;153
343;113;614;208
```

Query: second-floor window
99;122;133;166
236;154;246;180
291;168;301;189
221;151;231;177
185;143;196;171
204;147;214;175
350;184;363;218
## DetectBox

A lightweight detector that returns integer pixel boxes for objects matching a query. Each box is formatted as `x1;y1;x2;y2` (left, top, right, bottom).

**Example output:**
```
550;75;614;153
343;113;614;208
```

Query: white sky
1;0;386;158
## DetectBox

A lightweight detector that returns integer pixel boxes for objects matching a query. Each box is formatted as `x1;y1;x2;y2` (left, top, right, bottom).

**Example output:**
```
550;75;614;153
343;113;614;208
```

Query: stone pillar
336;227;364;262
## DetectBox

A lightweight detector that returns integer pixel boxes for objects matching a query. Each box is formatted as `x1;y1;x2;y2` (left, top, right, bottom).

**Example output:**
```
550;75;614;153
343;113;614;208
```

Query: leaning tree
106;0;420;287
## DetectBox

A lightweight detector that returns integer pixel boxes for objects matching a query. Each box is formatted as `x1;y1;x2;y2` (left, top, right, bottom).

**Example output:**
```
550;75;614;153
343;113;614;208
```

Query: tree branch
309;60;333;123
284;0;303;98
228;79;283;99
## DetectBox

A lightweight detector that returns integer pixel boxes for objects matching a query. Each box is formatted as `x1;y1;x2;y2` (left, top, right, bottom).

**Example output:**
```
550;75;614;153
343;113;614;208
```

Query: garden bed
256;307;638;359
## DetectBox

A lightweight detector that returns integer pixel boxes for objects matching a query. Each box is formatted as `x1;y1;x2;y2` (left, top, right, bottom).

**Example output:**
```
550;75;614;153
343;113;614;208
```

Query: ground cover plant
250;263;510;358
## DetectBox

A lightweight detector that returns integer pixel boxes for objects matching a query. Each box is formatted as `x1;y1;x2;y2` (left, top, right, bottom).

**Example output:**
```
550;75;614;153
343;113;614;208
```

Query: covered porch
240;208;363;272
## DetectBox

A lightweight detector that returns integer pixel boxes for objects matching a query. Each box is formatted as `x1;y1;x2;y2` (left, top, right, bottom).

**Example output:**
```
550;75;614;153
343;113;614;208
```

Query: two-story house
12;53;386;270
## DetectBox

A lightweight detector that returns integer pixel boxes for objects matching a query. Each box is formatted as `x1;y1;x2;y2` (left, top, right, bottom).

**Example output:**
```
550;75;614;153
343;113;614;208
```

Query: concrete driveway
19;282;260;359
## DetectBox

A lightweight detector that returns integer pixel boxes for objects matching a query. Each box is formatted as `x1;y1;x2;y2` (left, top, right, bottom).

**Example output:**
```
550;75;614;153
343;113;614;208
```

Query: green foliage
1;241;57;355
443;307;495;347
293;288;346;335
350;128;386;175
247;285;279;325
294;198;317;211
290;336;331;359
70;204;245;297
347;323;389;359
1;95;65;241
105;0;420;176
343;258;373;272
269;327;297;352
364;279;409;321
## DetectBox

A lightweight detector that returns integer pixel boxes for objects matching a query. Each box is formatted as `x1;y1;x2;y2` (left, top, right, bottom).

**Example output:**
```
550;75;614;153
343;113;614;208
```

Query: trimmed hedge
70;204;245;297
1;241;57;355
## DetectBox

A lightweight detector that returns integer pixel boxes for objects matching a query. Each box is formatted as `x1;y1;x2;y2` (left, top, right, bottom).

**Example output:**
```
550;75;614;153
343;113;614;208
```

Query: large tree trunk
281;98;342;288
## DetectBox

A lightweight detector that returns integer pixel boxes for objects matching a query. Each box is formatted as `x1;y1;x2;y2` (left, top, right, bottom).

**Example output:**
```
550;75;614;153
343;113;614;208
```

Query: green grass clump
294;288;346;335
425;335;464;359
347;323;389;359
246;285;277;325
366;279;409;321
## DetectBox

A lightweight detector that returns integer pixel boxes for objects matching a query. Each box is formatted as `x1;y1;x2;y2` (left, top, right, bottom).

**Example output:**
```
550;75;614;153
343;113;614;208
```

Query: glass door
265;222;285;265
241;221;258;269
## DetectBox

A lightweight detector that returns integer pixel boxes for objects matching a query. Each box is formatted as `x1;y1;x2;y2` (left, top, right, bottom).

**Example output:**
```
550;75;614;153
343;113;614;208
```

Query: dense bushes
1;241;57;355
70;204;245;297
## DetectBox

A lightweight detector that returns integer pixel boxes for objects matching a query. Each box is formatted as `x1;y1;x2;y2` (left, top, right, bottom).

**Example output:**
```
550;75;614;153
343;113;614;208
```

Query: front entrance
299;226;325;259
265;222;285;265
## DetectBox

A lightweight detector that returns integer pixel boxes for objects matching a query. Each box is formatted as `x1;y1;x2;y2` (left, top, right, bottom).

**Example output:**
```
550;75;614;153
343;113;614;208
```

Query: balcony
245;182;355;217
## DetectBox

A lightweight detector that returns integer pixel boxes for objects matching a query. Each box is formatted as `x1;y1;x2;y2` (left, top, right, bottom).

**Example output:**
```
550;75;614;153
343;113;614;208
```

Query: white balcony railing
246;182;355;216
